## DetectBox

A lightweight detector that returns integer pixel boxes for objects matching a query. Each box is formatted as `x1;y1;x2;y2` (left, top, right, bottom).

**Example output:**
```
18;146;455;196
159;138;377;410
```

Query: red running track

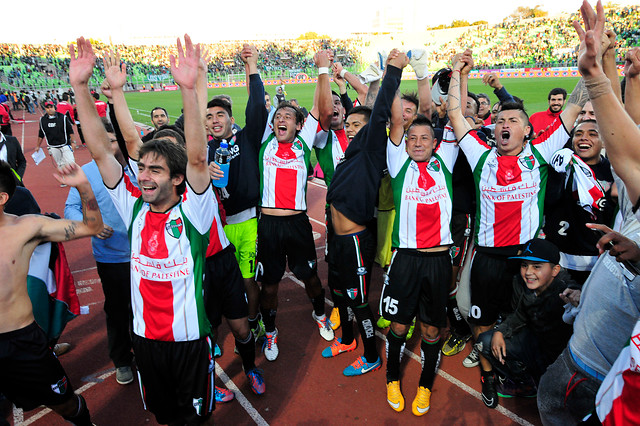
1;109;541;425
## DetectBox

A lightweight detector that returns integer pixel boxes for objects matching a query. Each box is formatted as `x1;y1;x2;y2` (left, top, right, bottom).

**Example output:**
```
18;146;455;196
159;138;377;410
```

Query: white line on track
20;110;25;151
71;266;97;274
215;364;269;426
283;270;534;426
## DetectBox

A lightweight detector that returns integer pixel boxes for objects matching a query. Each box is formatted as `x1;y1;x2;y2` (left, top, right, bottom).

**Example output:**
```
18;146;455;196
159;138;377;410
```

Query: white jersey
387;136;458;249
107;173;214;342
456;119;569;247
259;114;324;210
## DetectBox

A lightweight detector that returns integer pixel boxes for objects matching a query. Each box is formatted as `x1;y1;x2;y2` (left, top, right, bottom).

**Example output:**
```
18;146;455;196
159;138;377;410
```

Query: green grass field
124;77;582;128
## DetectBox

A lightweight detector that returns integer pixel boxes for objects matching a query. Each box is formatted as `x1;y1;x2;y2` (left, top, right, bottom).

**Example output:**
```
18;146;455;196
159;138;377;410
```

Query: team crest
519;155;535;170
166;218;183;239
450;246;460;259
427;158;441;172
347;288;359;300
193;398;204;416
51;377;68;395
293;140;303;150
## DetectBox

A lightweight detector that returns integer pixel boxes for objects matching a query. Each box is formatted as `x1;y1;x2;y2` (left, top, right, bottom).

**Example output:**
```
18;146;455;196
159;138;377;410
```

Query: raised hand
69;37;96;87
460;49;474;75
625;47;640;79
100;79;113;100
170;34;200;90
387;49;409;69
241;44;258;66
314;50;332;68
573;0;606;78
103;49;127;90
482;72;503;90
53;163;89;188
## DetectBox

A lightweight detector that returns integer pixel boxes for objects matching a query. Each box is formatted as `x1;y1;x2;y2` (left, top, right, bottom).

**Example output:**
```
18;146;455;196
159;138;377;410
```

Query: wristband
584;73;612;100
339;69;347;78
318;67;330;75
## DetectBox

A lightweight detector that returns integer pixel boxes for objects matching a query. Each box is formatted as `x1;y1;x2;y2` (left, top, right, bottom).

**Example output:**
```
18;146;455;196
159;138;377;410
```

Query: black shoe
481;372;499;408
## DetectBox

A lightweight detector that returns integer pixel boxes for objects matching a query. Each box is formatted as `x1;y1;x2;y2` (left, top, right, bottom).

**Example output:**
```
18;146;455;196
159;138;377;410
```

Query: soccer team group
1;1;640;425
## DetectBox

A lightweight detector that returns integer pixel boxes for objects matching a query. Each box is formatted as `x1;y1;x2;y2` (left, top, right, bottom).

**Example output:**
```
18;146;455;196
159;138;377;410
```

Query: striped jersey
314;128;349;188
456;119;570;247
108;173;214;342
259;114;323;210
387;136;458;249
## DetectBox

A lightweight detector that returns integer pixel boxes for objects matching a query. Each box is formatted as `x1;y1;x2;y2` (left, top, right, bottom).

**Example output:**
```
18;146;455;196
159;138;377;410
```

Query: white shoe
312;312;335;341
463;347;480;368
408;49;428;80
262;329;279;361
358;64;382;84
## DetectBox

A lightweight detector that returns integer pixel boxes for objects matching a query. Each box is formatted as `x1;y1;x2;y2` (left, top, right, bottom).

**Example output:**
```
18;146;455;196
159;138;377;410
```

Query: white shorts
48;145;74;168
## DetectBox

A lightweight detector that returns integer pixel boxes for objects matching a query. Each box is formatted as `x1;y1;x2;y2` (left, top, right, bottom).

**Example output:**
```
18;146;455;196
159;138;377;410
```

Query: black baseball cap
509;238;560;264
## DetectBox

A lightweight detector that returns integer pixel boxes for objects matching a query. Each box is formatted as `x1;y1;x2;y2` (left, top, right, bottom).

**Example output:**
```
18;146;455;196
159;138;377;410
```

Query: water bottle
213;141;230;188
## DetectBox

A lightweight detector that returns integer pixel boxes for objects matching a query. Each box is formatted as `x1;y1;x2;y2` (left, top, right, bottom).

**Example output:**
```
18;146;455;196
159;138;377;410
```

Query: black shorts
327;228;375;306
256;213;318;285
0;322;75;410
450;213;474;267
133;334;214;425
468;249;517;326
204;245;249;328
380;249;452;327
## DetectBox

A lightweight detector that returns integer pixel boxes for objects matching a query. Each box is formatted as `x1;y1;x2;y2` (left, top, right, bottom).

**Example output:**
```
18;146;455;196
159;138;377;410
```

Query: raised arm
602;29;623;104
560;78;590;132
171;35;209;194
483;72;515;103
103;49;143;160
37;163;103;241
574;0;640;202
624;47;640;125
388;91;404;146
447;51;473;140
309;50;333;130
417;76;432;118
69;37;122;187
242;44;268;144
333;61;368;106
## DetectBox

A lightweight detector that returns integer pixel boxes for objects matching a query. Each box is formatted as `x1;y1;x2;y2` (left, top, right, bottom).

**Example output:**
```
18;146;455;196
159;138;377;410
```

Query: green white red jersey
108;173;213;342
314;128;349;188
259;114;324;210
387;136;458;249
454;119;570;247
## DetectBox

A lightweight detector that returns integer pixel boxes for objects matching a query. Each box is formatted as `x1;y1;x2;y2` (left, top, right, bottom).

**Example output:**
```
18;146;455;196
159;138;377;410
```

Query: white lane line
308;179;327;189
76;278;100;286
284;273;533;426
308;216;326;228
215;364;269;426
13;406;23;424
20;110;25;151
71;266;97;274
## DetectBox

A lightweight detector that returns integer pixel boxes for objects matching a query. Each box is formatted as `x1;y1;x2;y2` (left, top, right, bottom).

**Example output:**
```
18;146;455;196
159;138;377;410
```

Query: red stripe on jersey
603;369;640;426
496;156;522;186
335;129;349;153
494;200;523;246
124;173;142;198
417;202;442;247
139;277;175;340
205;224;223;257
275;168;297;209
139;212;170;258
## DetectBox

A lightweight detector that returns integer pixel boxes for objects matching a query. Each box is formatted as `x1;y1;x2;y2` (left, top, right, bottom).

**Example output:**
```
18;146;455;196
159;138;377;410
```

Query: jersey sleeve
298;113;324;149
532;117;571;162
455;127;490;170
435;139;460;171
105;169;140;230
386;135;408;178
181;183;216;235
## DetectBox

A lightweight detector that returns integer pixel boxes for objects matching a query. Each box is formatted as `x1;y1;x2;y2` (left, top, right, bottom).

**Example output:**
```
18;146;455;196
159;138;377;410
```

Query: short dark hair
272;102;305;127
206;98;233;117
212;94;233;107
62;93;69;101
331;91;341;98
346;106;372;123
548;88;567;100
407;114;435;138
153;125;186;148
150;107;168;119
477;93;490;104
138;139;187;195
401;92;419;110
467;92;479;115
0;160;17;201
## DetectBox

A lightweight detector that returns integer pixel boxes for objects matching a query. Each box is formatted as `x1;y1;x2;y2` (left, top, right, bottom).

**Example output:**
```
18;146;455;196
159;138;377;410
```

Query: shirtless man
0;160;103;425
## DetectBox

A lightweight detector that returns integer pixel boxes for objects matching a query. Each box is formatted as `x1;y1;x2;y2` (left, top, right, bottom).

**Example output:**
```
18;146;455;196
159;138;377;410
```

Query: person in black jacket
0;132;26;184
476;238;579;399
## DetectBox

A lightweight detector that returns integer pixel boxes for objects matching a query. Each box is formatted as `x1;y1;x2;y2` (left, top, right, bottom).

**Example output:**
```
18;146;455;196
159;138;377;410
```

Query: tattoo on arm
568;79;589;108
64;222;77;241
79;190;99;225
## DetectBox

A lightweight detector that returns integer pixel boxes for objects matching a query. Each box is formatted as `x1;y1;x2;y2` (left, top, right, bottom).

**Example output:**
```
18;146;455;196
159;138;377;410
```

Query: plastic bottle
213;141;230;188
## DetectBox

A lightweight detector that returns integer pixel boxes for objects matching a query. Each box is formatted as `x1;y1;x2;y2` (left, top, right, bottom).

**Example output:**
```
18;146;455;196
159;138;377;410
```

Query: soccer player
447;48;588;409
255;50;335;362
70;35;216;424
322;49;408;376
0;159;103;426
142;106;170;141
381;112;459;416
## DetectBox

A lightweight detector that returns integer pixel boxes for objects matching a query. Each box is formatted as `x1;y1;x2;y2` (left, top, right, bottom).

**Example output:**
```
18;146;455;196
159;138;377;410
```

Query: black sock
446;293;470;336
236;332;256;372
311;288;326;317
419;337;443;389
248;313;262;331
353;304;378;363
337;295;354;345
260;307;277;333
62;395;92;426
385;330;406;383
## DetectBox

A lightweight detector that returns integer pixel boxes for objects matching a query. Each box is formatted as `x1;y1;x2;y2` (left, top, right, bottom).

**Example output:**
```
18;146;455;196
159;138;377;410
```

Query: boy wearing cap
475;238;579;398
